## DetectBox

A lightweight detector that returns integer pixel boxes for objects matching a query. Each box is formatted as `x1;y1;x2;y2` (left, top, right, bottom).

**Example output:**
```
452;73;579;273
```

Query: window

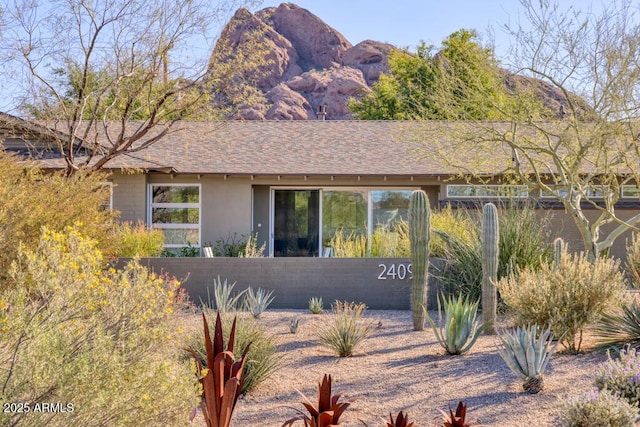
622;185;640;199
371;190;411;228
322;190;368;245
148;184;200;252
540;185;605;199
446;185;529;199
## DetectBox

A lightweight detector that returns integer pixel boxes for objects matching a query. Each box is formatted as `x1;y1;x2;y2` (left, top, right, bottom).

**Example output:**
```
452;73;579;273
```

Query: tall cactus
481;203;499;335
408;190;431;331
553;237;566;270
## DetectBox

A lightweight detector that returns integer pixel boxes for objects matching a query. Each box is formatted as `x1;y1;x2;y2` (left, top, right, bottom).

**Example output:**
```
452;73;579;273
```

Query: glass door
273;190;319;257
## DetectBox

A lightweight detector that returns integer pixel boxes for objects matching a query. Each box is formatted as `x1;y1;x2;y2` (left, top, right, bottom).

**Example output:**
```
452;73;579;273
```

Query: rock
271;3;352;70
343;40;396;85
264;84;314;120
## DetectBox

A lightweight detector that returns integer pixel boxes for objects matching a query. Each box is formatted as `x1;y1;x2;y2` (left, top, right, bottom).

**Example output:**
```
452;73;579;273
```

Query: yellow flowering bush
0;226;198;427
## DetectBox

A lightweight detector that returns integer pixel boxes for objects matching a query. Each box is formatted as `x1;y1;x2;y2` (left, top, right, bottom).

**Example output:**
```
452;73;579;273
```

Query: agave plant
187;312;251;427
592;301;640;351
387;411;414;427
496;324;560;394
440;401;471;427
282;374;354;427
309;297;324;314
425;293;487;355
210;275;246;312
243;286;275;318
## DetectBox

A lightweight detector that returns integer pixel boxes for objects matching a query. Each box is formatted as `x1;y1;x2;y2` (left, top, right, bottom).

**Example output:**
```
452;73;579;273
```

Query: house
1;116;638;260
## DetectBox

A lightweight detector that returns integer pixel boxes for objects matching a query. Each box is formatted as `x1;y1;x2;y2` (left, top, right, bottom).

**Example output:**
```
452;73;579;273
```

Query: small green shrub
498;251;626;353
0;225;198;427
425;293;486;355
559;388;639;427
189;311;280;394
243;287;275;318
318;301;372;357
309;297;324;314
430;205;475;257
212;232;248;257
594;345;640;407
112;220;165;257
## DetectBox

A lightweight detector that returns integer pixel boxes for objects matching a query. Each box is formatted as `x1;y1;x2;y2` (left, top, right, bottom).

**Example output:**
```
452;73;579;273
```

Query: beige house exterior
2;117;638;259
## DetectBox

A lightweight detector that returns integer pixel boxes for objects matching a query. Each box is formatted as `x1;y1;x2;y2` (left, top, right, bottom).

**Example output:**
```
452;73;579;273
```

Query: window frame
446;184;529;199
147;183;201;250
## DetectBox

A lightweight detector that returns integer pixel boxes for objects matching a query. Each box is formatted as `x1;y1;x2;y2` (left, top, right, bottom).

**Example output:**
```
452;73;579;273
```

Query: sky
256;0;532;61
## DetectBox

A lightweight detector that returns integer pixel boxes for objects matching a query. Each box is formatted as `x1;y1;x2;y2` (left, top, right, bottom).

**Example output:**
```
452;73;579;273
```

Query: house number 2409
377;263;412;280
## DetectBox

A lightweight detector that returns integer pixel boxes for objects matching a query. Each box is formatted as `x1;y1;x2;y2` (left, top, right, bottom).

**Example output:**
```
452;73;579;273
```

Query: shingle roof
99;120;515;176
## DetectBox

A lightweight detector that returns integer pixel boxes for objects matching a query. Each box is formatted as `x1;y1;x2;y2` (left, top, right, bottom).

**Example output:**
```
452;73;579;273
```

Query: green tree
418;0;640;261
1;0;263;174
349;29;513;120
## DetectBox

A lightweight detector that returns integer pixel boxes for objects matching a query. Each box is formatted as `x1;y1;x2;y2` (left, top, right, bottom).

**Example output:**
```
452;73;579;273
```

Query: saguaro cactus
408;190;431;331
553;237;566;270
481;203;499;335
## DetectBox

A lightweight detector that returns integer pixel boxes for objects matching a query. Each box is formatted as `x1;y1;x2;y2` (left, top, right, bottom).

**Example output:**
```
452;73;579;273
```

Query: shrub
112;220;165;257
498;251;626;353
309;297;324;314
318;301;372;357
188;311;280;394
559;388;638;427
330;228;368;257
212;232;252;257
592;302;640;351
243;287;275;318
425;293;486;355
594;345;640;407
626;232;640;289
430;205;475;257
239;233;266;257
0;153;116;289
496;324;560;394
437;203;552;302
0;225;198;427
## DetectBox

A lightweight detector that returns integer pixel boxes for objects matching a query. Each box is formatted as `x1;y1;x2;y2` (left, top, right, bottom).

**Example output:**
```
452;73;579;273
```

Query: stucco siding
112;173;146;222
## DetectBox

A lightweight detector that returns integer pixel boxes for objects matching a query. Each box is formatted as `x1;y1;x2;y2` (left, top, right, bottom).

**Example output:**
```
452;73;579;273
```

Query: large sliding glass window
322;190;368;246
371;190;411;229
273;190;319;257
148;184;200;253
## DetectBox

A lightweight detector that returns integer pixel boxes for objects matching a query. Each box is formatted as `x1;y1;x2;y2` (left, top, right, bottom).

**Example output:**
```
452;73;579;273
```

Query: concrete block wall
131;258;446;310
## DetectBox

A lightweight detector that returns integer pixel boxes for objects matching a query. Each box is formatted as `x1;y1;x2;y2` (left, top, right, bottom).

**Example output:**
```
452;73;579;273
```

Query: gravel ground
190;309;611;427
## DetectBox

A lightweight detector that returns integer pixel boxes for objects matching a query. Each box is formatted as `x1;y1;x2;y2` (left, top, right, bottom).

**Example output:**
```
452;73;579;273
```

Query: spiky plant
186;312;251;427
481;203;499;335
243;286;275;318
440;401;471;427
282;374;354;427
210;275;246;312
290;316;300;334
387;411;414;427
408;189;431;331
425;293;487;355
592;302;640;351
309;297;324;314
553;237;567;271
496;324;560;394
318;301;372;357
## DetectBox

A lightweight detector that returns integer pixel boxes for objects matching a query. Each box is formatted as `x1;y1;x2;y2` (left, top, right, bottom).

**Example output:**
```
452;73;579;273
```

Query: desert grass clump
592;302;640;351
498;251;626;353
496;324;560;394
559;388;639;427
0;225;198;427
425;293;486;355
594;345;640;407
112;220;165;257
430;205;475;257
309;296;324;314
189;310;280;394
318;301;372;357
242;287;275;318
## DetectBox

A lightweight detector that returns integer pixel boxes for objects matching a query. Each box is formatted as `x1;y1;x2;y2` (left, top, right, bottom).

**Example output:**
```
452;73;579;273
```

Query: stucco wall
112;173;146;222
131;257;445;310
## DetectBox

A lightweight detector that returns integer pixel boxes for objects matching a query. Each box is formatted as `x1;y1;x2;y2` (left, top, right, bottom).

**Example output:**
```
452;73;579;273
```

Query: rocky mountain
214;3;575;120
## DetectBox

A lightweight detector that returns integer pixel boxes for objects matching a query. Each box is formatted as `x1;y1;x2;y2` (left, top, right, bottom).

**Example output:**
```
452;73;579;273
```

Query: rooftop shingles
106;120;511;176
